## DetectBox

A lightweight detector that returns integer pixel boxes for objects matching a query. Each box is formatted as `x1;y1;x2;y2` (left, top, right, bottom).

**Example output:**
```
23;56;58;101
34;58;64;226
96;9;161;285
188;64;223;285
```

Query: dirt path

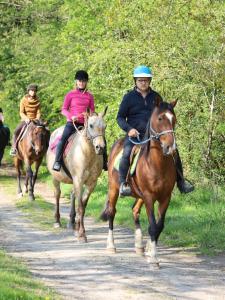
0;164;224;300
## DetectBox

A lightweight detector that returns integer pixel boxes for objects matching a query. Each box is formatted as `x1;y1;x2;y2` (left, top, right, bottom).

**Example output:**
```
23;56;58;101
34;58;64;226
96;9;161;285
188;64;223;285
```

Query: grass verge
0;249;60;300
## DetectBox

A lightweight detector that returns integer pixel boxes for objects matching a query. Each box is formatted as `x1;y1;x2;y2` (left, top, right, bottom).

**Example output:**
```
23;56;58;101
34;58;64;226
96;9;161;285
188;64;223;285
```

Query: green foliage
0;0;224;182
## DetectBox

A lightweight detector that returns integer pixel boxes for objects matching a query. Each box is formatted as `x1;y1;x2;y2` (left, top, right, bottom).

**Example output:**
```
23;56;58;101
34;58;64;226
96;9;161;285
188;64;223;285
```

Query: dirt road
0;164;224;300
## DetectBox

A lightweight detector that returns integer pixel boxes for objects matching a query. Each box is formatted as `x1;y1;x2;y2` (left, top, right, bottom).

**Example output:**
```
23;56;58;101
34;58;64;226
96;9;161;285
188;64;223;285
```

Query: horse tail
100;198;110;221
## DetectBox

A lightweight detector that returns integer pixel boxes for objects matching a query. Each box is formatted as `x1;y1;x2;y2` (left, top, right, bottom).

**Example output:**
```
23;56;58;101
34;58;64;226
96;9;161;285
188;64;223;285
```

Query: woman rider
52;70;108;171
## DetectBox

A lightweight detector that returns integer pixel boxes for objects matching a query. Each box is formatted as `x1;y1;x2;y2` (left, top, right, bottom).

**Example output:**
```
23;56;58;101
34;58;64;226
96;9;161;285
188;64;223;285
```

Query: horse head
84;106;107;155
149;99;177;155
30;120;50;155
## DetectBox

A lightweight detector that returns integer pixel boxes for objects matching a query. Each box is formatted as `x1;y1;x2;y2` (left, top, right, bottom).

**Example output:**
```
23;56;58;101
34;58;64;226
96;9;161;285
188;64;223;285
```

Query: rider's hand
71;116;77;122
128;128;139;137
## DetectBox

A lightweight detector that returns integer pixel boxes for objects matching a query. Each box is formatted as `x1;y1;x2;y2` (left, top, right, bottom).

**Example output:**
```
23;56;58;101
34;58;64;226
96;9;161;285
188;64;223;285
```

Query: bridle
129;122;175;145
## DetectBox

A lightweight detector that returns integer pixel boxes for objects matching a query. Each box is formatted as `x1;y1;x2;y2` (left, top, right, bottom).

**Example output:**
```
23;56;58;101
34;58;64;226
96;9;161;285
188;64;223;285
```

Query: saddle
114;145;141;176
50;133;74;157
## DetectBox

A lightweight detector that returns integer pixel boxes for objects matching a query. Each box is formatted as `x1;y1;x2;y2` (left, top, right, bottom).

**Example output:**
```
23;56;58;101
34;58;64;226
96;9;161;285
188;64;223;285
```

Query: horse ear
86;107;91;116
170;99;178;108
99;106;108;118
155;95;162;107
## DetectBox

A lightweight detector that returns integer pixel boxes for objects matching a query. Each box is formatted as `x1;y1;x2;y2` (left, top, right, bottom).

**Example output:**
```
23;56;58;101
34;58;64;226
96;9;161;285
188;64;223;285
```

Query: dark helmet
74;70;89;81
27;84;38;92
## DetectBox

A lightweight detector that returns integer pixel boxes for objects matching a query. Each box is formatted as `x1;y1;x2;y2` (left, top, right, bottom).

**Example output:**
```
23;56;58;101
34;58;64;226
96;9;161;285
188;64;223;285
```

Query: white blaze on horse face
165;112;176;151
165;112;173;124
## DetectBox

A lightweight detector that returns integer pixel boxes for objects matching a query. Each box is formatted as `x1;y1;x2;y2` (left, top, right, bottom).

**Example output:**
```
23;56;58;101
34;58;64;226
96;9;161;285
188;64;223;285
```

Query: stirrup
119;182;132;198
10;148;17;156
52;161;62;172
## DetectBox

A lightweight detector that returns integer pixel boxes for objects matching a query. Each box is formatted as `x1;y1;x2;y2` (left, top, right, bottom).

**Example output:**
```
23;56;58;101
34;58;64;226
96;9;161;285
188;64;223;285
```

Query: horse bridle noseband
72;120;104;143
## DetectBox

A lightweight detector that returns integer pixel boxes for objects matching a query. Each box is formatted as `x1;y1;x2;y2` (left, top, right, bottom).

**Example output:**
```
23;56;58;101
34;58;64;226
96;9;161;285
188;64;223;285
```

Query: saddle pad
49;133;74;157
114;148;141;176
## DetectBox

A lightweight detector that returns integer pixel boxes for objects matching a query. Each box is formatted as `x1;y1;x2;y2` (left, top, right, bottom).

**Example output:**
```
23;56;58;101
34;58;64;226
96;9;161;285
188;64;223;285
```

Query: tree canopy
0;0;224;183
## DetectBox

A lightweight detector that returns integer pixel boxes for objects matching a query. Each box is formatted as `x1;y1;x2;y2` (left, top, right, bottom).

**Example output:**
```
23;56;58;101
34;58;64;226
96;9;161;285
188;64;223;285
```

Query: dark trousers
55;122;78;163
119;136;135;184
12;121;26;146
119;136;185;184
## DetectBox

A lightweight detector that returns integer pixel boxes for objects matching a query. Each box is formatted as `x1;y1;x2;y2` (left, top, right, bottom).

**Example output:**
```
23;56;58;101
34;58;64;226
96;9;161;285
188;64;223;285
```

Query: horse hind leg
67;191;76;230
132;198;144;255
15;158;23;198
53;178;61;228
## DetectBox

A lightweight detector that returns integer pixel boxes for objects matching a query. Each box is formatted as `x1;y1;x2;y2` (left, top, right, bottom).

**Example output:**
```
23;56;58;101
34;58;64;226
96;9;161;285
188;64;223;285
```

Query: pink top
61;89;95;123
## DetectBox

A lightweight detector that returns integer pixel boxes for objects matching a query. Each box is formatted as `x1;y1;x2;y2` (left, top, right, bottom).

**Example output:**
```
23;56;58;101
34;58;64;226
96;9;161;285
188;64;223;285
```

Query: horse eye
158;117;162;121
89;124;93;129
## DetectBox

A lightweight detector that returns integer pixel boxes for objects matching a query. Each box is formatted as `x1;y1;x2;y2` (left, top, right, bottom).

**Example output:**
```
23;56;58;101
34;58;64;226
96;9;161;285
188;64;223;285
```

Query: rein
129;126;174;145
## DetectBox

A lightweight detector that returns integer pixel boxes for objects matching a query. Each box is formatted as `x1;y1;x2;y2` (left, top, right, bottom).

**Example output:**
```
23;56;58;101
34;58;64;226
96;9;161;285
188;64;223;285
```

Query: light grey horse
46;108;107;242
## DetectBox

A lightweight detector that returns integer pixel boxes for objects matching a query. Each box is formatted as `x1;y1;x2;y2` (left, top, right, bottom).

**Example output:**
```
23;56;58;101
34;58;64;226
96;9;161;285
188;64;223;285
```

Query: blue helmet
133;65;153;78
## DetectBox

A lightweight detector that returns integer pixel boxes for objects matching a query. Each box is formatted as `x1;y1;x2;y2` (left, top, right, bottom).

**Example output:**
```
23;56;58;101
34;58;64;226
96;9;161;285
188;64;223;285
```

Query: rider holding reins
52;70;108;172
117;65;194;197
10;84;41;156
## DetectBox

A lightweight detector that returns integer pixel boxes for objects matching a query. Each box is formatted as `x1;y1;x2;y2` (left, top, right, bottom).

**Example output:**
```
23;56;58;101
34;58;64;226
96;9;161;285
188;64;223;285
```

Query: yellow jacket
20;95;41;121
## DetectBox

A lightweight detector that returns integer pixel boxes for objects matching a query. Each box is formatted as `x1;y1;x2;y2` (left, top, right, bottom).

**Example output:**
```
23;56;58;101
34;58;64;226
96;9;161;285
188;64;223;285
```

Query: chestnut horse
14;120;50;201
46;108;107;242
101;100;177;266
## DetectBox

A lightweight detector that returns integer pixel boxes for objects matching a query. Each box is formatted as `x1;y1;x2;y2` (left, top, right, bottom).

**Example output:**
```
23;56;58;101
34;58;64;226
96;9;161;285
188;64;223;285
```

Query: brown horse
101;100;177;266
14;120;50;201
46;108;107;242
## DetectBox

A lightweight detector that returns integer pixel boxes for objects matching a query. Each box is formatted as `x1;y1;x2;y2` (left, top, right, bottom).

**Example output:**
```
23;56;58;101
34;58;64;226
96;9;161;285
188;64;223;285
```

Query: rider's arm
61;92;73;120
19;97;29;122
36;103;41;120
89;94;95;113
117;94;133;133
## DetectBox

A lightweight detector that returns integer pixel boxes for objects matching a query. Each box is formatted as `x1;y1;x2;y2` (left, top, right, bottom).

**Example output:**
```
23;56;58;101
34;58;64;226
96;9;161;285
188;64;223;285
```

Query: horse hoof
147;257;160;269
54;222;61;228
23;186;28;194
78;236;87;243
106;247;116;254
67;222;75;230
29;196;35;201
17;193;23;198
135;247;145;256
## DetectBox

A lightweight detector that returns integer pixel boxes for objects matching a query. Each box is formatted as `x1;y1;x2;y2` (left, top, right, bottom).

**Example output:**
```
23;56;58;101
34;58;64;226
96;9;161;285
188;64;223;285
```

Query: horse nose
95;145;104;155
163;144;172;156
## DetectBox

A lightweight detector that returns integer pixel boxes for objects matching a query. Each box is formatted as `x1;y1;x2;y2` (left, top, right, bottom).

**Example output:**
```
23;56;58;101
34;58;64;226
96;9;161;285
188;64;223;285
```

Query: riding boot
52;140;65;171
10;134;17;156
176;150;194;194
119;158;132;197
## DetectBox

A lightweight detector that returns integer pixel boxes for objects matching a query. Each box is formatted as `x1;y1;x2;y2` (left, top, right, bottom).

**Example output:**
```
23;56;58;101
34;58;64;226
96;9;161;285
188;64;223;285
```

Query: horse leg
67;191;76;230
15;158;23;197
32;159;42;191
53;178;61;228
73;180;87;243
132;198;144;255
155;198;170;243
144;199;160;266
106;185;119;253
23;170;29;194
0;147;4;166
26;164;35;201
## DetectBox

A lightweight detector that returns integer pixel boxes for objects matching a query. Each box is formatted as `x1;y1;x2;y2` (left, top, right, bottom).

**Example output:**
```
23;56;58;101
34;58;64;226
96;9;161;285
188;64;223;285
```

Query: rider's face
135;77;151;92
28;90;36;97
76;79;87;90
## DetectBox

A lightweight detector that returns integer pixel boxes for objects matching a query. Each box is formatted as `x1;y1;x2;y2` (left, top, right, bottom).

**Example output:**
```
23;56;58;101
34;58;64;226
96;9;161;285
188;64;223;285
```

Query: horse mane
141;101;175;154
